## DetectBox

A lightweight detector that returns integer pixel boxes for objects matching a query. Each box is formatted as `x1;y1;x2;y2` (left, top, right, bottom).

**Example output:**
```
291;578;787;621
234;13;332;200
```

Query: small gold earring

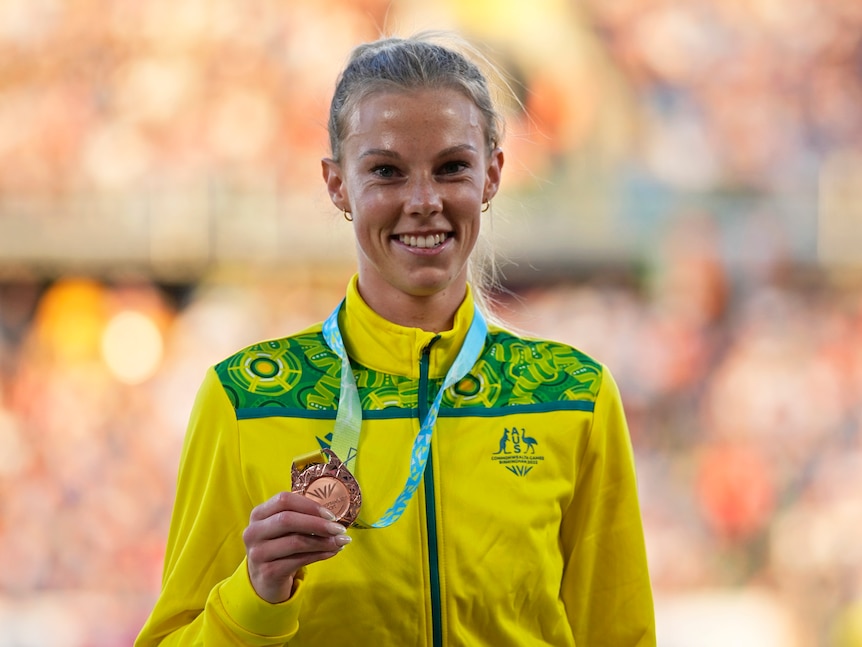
343;209;353;222
481;201;491;213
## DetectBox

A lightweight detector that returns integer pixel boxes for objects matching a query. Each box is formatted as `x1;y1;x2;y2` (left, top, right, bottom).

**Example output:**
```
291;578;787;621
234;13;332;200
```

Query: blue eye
440;161;468;174
373;165;397;178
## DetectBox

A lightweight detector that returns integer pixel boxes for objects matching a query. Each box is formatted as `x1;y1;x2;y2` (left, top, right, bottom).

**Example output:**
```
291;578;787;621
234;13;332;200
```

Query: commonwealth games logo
491;427;544;477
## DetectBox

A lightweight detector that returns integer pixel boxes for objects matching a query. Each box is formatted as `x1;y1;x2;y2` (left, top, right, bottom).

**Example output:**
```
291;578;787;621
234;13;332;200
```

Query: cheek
458;214;482;251
353;214;389;255
353;186;397;216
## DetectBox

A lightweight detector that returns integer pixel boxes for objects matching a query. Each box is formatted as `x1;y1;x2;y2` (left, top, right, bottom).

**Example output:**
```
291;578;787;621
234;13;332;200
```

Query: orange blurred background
1;1;861;645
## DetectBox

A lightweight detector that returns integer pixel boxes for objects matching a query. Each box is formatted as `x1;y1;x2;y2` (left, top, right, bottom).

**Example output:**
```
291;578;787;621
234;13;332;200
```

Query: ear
321;158;348;210
482;147;504;203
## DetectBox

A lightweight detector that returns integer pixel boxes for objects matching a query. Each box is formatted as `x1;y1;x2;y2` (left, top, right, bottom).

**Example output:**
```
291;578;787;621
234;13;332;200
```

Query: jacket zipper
419;337;443;647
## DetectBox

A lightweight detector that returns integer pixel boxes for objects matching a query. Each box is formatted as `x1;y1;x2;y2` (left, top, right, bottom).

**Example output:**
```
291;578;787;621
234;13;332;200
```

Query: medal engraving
292;448;362;527
305;476;351;518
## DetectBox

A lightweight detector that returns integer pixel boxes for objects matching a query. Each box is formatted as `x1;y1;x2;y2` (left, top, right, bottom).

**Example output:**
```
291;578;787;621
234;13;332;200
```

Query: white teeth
399;234;445;248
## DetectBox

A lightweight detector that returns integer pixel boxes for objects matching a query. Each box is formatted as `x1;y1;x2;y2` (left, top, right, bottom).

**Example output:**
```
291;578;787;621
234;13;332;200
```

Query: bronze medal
291;448;362;527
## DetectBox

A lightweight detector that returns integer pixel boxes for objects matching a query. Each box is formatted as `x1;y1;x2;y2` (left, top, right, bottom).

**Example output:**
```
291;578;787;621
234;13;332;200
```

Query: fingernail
326;522;347;536
318;507;337;522
334;534;352;546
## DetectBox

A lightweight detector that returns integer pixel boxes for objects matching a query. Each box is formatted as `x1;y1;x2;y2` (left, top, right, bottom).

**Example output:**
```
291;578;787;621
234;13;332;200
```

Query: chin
399;282;449;298
398;270;463;297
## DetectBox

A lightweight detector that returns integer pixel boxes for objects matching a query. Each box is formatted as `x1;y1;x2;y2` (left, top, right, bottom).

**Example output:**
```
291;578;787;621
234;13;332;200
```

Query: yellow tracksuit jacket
136;277;655;646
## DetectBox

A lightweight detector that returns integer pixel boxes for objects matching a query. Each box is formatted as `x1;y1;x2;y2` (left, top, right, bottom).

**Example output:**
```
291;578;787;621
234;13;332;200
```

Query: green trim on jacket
135;275;656;647
214;328;603;415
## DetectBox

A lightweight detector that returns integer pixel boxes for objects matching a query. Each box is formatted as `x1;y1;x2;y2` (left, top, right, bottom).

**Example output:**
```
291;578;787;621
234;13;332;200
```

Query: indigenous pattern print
217;335;340;411
215;330;603;414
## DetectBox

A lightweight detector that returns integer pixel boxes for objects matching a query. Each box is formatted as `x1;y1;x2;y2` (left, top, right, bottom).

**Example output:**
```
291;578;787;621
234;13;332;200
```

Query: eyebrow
358;144;479;160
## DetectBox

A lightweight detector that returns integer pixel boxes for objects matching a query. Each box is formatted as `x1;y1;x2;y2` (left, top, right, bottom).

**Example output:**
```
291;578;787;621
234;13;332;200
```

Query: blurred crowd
4;0;858;197
1;259;861;645
0;0;395;198
0;267;356;645
1;0;862;645
582;0;862;191
505;246;862;646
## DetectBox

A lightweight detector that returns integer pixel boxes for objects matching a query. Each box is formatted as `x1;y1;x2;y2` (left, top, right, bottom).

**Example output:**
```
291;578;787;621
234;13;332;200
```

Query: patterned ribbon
322;299;487;528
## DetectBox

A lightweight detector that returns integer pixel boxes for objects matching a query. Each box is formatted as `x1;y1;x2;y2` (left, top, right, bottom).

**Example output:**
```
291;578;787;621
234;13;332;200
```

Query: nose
405;175;442;216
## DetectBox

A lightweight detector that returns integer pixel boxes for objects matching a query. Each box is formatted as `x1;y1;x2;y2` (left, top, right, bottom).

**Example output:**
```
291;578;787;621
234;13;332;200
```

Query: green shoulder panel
442;330;603;409
215;328;602;414
214;331;342;411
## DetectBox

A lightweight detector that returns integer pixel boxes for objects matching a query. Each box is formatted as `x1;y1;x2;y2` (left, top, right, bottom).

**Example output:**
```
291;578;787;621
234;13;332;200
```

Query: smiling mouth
397;233;451;249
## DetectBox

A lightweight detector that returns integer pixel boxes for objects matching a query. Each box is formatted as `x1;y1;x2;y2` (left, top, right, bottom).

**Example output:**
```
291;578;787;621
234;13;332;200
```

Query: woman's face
322;88;503;310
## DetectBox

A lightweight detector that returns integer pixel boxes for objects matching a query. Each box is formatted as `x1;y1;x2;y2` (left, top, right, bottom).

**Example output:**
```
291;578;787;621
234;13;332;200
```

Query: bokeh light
31;278;107;364
100;310;164;385
0;1;861;645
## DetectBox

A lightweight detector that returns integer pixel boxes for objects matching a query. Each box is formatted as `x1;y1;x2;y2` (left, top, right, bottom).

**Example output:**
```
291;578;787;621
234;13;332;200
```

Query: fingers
248;531;351;568
246;491;345;541
250;490;336;523
243;491;353;604
246;544;342;604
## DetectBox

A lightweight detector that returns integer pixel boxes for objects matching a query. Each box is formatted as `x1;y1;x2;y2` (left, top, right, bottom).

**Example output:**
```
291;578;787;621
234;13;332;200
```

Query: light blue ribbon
322;299;487;528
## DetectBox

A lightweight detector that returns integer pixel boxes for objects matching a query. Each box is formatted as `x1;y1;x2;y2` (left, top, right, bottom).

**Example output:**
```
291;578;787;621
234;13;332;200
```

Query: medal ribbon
322;299;487;528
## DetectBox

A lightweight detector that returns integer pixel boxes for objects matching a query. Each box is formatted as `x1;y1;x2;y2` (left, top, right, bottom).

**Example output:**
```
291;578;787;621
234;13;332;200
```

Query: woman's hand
243;491;352;604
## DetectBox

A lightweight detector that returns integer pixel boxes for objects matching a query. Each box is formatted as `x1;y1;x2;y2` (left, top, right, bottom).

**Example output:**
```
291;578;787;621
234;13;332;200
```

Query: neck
356;282;466;333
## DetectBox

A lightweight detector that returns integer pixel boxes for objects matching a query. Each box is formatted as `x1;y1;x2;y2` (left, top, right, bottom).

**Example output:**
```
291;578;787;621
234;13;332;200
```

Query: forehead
343;88;485;150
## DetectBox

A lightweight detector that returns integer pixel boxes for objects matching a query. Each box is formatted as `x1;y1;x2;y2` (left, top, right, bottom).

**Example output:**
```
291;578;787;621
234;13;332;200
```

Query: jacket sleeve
135;367;307;646
560;365;656;647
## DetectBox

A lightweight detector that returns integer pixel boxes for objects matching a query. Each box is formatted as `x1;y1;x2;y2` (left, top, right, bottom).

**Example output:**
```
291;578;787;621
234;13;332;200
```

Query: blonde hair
327;31;514;320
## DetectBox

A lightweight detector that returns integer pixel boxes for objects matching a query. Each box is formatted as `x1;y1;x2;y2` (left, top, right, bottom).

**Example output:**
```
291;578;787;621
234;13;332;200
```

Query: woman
137;33;655;646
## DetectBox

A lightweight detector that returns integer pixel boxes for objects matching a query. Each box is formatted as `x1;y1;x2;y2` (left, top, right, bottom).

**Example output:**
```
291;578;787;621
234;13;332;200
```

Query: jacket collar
338;274;476;380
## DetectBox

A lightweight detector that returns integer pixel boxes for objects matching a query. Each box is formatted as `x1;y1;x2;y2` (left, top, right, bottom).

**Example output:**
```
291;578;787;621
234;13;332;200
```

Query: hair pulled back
327;32;504;162
327;32;510;320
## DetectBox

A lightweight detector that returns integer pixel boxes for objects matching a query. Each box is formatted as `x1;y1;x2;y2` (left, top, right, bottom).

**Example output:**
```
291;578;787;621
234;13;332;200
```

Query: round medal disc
291;448;362;527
